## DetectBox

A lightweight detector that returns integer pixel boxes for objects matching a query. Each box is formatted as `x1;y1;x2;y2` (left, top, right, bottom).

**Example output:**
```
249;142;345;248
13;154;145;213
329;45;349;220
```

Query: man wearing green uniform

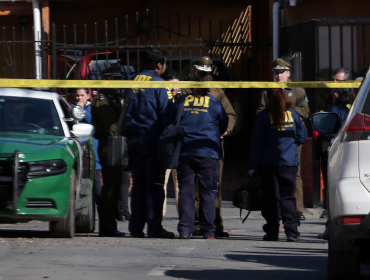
91;64;126;237
256;58;309;221
183;56;237;237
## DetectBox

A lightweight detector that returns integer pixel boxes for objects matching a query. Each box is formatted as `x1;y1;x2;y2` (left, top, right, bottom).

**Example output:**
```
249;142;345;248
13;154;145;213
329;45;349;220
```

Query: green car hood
0;133;69;155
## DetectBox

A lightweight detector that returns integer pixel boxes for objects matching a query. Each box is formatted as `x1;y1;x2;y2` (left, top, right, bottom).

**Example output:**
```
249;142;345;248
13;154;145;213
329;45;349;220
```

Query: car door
58;97;91;212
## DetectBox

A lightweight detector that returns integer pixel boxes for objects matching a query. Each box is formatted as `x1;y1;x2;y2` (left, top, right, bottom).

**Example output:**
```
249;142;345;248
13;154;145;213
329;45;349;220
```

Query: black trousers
177;157;219;237
128;148;166;236
98;154;122;234
259;166;300;237
118;171;130;215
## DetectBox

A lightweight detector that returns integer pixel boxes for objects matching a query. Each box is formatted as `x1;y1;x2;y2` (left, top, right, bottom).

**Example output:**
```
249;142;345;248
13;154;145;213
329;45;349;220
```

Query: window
0;96;63;136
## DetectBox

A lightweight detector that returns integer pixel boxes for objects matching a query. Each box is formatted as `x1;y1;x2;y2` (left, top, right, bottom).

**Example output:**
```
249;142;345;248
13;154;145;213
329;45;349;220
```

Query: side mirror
311;112;342;134
71;123;95;138
71;105;86;121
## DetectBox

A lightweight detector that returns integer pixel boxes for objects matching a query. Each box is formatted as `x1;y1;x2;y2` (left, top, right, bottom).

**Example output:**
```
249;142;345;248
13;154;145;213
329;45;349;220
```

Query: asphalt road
0;197;366;280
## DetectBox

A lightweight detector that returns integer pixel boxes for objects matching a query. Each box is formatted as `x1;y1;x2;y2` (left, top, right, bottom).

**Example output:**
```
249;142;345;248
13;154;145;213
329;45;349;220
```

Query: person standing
124;49;174;238
91;64;126;237
70;88;103;214
184;56;237;237
176;70;228;239
257;58;309;221
162;73;181;216
249;88;307;242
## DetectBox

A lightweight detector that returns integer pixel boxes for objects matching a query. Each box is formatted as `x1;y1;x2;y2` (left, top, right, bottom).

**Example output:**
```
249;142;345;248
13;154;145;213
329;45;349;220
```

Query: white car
312;72;370;280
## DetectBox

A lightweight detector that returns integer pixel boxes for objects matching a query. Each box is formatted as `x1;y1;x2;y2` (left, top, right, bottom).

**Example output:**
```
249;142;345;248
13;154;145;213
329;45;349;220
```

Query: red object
345;113;370;131
313;129;319;141
337;216;364;225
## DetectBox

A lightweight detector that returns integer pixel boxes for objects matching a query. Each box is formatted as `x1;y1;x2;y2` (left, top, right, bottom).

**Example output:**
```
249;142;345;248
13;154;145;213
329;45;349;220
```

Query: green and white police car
0;88;96;238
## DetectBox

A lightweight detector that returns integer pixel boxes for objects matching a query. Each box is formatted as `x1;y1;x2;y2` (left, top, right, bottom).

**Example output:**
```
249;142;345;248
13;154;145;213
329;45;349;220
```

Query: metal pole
32;0;42;79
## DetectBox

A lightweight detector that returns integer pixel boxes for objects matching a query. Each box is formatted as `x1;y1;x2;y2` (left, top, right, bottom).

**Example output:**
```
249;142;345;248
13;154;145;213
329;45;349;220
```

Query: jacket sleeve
248;113;267;169
294;113;308;146
292;88;310;119
217;103;229;136
156;87;172;128
217;89;237;134
256;90;267;114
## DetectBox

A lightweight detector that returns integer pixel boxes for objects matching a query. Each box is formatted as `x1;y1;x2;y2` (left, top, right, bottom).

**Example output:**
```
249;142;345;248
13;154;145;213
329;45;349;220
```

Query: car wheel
49;170;76;238
327;226;360;280
75;190;95;233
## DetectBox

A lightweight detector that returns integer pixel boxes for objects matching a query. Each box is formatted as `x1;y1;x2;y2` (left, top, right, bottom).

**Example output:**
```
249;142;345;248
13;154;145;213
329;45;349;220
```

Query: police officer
249;88;307;242
176;70;228;239
257;58;309;221
124;49;174;239
183;56;237;237
91;63;126;237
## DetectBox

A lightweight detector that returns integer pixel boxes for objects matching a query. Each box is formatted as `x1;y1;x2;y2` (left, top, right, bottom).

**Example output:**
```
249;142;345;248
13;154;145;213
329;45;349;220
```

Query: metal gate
1;6;266;168
280;18;370;207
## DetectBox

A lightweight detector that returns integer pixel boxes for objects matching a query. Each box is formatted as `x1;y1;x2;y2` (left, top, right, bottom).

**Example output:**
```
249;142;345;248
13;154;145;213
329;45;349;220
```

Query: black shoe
192;230;202;236
319;209;328;219
317;229;329;240
148;229;175;239
297;211;305;221
287;236;301;242
121;210;131;221
116;215;126;222
263;234;279;241
179;234;191;239
130;232;145;238
215;230;229;238
99;230;126;237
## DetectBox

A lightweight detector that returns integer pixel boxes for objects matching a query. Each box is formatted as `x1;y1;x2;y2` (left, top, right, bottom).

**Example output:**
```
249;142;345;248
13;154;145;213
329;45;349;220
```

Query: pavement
0;196;367;280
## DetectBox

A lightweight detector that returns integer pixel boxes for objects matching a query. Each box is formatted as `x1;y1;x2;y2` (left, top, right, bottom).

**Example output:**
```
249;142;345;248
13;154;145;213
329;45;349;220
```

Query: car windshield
0;96;64;136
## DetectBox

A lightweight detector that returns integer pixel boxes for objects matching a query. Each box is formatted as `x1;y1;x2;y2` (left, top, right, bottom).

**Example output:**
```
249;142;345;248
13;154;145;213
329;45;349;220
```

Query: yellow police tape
0;79;362;88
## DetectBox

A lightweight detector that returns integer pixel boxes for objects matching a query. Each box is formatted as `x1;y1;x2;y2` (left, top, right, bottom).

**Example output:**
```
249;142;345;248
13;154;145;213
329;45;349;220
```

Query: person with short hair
124;49;174;239
91;63;128;237
176;70;228;239
257;58;309;222
249;88;307;242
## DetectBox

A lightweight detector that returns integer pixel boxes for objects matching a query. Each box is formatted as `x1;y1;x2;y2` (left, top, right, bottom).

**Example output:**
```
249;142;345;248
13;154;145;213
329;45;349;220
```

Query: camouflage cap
192;56;213;72
272;58;291;71
100;63;123;78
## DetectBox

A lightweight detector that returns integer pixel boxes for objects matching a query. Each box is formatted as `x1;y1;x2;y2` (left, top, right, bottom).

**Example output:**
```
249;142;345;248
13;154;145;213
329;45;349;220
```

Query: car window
58;97;73;119
0;96;64;136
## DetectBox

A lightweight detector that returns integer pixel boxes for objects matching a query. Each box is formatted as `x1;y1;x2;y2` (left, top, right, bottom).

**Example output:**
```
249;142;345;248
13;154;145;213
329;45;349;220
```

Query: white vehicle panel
328;140;359;183
0;88;54;100
358;140;370;193
331;178;370;218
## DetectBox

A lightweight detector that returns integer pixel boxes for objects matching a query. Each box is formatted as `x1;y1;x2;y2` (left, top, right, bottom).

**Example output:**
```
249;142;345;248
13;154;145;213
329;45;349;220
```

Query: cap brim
272;66;290;71
194;65;212;72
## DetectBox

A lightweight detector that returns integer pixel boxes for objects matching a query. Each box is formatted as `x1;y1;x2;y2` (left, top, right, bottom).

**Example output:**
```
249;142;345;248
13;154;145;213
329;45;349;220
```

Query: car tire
49;170;76;238
327;226;360;280
75;190;95;233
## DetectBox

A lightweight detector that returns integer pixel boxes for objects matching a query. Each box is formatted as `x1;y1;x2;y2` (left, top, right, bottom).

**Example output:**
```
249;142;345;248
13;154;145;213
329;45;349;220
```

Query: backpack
157;102;184;169
232;171;262;223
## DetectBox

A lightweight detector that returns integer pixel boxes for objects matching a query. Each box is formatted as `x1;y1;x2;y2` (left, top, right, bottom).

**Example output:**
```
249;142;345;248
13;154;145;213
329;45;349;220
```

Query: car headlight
27;160;67;178
71;105;86;121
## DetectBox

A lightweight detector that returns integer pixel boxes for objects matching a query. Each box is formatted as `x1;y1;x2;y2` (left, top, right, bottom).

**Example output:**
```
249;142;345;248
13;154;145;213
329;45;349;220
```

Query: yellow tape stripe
0;79;362;88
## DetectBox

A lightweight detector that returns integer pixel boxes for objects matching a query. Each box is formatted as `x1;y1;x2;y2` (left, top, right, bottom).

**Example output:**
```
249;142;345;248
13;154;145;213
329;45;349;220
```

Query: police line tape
0;79;361;88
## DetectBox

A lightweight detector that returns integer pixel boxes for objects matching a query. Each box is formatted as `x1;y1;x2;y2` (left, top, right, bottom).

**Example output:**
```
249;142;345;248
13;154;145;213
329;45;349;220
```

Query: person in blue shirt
70;88;103;212
317;87;355;240
248;88;307;242
176;70;228;239
123;49;174;239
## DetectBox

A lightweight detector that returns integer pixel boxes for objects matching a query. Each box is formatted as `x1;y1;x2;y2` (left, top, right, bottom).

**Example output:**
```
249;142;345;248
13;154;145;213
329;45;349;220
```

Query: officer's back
177;86;228;160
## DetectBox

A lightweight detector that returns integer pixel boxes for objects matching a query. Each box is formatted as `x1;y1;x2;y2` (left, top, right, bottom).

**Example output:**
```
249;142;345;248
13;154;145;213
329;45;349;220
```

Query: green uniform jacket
182;88;237;134
256;80;309;119
91;88;122;153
